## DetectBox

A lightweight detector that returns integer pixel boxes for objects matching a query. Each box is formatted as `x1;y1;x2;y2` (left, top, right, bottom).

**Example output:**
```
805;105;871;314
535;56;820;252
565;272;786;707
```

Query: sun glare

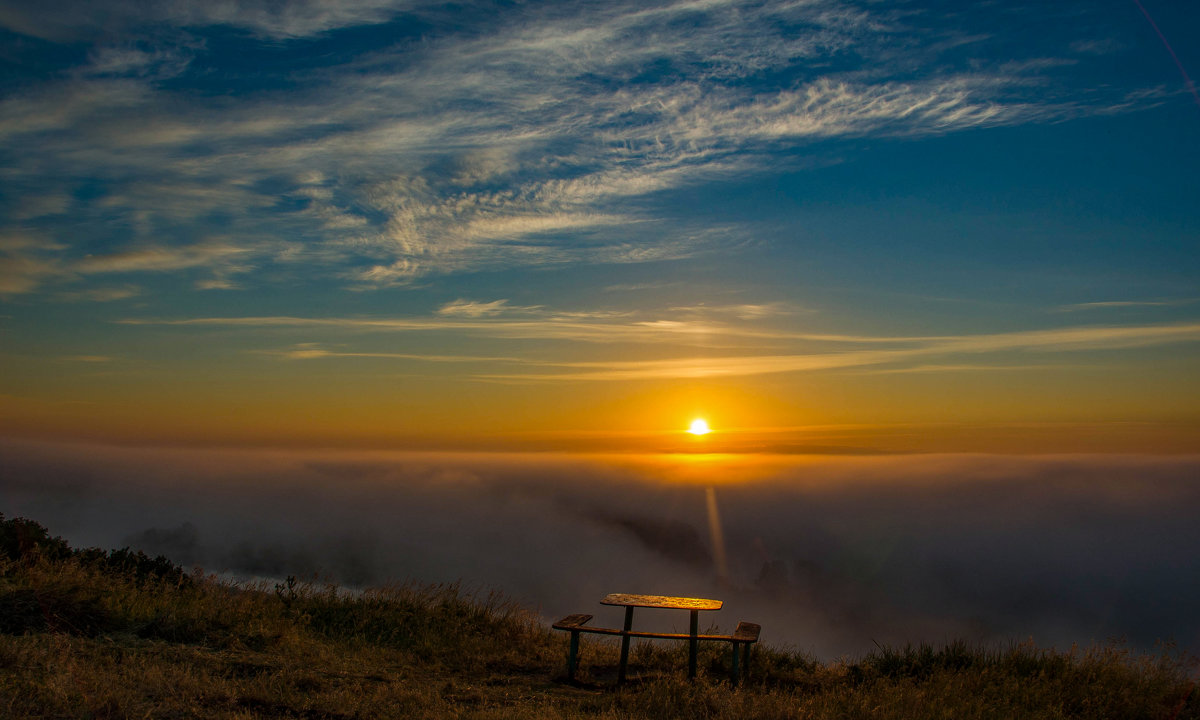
688;418;711;435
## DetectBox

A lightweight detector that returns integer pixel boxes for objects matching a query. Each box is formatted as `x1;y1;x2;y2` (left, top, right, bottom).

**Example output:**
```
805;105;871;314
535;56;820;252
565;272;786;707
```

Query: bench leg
688;610;699;680
617;606;634;685
567;630;581;681
730;641;740;686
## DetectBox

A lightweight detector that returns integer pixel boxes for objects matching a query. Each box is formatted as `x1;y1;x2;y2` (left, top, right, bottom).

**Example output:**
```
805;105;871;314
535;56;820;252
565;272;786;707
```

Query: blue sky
1;0;1198;450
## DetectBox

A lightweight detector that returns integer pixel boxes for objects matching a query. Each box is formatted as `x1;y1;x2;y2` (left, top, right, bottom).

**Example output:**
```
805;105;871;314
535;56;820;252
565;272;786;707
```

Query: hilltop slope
1;515;1196;719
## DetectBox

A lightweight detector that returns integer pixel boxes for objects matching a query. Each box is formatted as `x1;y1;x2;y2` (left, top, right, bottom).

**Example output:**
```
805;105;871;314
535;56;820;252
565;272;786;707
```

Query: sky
3;1;1200;660
1;0;1198;452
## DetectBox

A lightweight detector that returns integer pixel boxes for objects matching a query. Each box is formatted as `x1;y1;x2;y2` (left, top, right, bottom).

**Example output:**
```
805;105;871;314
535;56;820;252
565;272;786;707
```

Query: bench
552;598;761;685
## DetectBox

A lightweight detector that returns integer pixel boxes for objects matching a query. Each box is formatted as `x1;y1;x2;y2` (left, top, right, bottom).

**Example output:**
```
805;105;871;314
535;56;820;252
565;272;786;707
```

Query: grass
1;514;1197;719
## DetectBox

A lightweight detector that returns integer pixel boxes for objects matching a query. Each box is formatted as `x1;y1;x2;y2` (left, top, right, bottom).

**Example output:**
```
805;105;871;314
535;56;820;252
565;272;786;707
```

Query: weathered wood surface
551;614;593;630
551;623;754;642
600;593;723;610
731;622;761;643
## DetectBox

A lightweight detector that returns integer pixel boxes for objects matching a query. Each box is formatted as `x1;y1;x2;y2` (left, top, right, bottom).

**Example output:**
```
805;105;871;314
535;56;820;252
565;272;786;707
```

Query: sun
688;418;711;435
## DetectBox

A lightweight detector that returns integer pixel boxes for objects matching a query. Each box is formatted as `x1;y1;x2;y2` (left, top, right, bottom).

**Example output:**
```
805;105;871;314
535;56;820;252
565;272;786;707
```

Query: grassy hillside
2;514;1196;719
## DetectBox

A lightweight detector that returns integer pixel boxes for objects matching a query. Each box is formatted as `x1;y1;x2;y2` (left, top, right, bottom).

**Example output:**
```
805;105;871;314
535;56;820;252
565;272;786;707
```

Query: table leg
688;609;699;679
618;606;634;685
567;630;581;681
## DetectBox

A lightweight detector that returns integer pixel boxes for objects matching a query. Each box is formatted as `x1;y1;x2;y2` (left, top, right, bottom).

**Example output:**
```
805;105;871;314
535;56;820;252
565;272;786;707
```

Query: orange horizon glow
6;331;1199;458
4;409;1200;457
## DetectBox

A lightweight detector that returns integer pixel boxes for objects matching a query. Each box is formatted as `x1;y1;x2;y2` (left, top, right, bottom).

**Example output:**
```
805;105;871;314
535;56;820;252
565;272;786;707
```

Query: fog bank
3;438;1198;659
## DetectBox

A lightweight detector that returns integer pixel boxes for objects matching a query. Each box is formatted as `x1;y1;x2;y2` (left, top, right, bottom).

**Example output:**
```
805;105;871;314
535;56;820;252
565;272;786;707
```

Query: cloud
0;231;258;296
10;193;71;221
3;438;1198;658
267;343;521;364
0;231;65;295
496;351;921;381
663;77;1026;147
929;322;1200;353
75;241;253;277
121;313;1200;347
82;42;198;80
194;278;241;291
668;302;806;320
117;310;881;346
56;286;141;303
603;281;682;293
1070;39;1122;56
0;0;414;41
0;0;1161;290
851;363;1076;376
0;254;60;296
438;299;525;317
0;78;150;141
120;312;1200;379
494;322;1200;380
1053;300;1193;312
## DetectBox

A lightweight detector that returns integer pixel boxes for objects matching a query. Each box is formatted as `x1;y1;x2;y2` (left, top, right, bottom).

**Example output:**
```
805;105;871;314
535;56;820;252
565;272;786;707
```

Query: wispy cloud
0;0;1159;294
603;281;682;293
122;312;1200;380
1053;300;1195;312
0;0;414;41
57;285;142;303
117;310;915;346
480;322;1200;381
0;254;61;296
76;242;251;274
668;302;807;319
849;363;1081;376
0;231;65;296
436;299;542;317
264;343;522;364
118;314;737;344
72;241;254;290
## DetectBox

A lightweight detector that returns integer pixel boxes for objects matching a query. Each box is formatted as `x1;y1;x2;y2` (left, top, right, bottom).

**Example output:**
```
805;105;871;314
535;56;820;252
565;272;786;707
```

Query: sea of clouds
3;438;1198;659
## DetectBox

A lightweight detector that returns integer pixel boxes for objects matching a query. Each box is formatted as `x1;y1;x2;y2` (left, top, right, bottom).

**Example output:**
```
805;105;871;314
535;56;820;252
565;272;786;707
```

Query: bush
87;547;192;587
1;514;190;587
0;514;73;564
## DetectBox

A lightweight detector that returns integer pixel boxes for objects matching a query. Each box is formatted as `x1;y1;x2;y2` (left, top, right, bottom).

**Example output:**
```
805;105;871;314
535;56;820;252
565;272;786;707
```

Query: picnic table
552;593;760;685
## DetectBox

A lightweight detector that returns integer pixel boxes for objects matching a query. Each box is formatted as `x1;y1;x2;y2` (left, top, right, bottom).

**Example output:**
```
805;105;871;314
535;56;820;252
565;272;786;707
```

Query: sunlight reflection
704;486;729;582
622;452;818;485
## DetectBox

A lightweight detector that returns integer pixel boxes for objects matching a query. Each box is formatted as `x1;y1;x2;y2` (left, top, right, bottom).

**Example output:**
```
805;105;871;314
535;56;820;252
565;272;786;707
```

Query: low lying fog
3;438;1198;659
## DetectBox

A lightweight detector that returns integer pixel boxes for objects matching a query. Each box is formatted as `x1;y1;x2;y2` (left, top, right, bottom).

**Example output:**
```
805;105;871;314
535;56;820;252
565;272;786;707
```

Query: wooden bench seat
553;614;761;684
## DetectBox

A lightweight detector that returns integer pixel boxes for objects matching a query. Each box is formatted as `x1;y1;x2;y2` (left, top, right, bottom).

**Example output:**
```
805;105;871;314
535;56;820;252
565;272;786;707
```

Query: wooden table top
601;593;723;611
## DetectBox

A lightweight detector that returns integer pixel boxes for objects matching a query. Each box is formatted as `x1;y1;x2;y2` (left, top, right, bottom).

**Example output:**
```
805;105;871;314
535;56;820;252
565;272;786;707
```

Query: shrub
1;514;190;587
0;514;73;564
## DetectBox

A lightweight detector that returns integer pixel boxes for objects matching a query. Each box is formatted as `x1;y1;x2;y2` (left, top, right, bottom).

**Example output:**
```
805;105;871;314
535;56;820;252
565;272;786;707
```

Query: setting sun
688;418;711;435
